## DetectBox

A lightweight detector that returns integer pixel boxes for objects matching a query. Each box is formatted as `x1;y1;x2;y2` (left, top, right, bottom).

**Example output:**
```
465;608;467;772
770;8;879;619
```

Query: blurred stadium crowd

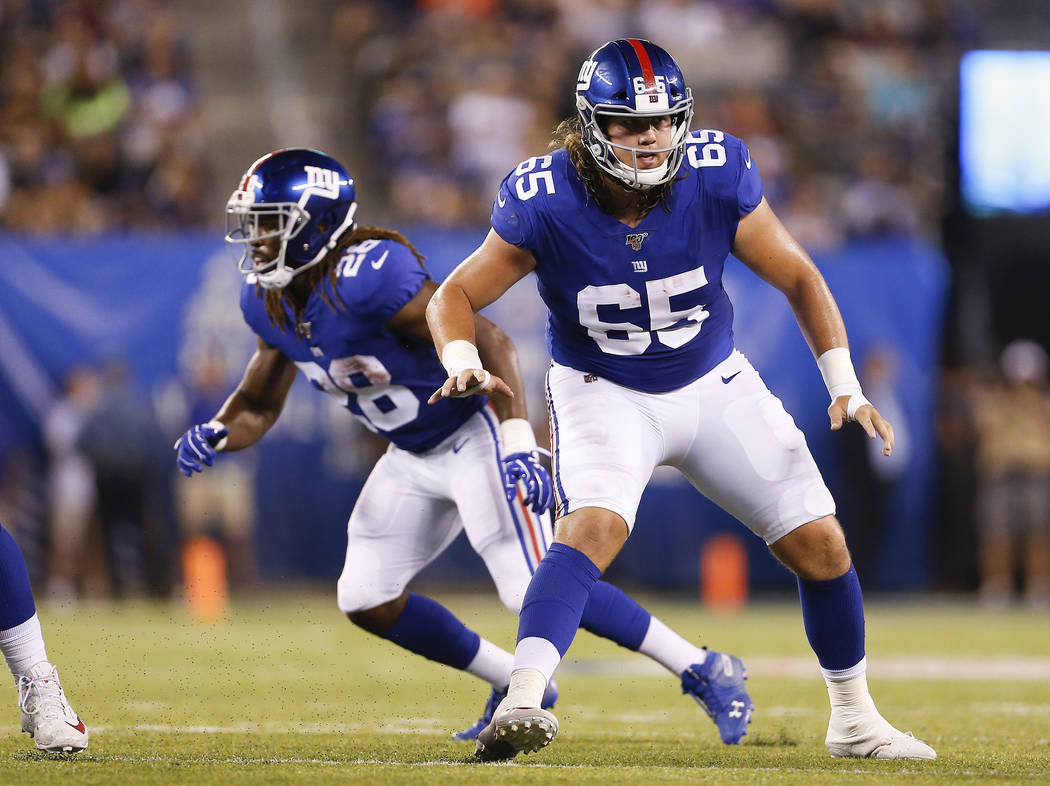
1;0;1048;606
0;0;208;232
335;0;979;245
1;0;980;241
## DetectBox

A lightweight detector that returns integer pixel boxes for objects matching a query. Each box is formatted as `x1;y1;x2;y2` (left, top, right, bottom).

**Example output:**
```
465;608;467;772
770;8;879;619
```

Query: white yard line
560;654;1050;680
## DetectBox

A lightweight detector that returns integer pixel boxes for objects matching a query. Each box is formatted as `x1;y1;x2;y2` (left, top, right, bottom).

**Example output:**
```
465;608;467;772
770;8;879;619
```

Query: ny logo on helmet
301;165;346;199
626;232;648;251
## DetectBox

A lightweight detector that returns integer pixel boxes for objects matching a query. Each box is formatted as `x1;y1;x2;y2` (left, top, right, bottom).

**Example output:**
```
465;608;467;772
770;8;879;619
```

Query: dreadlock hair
549;116;678;216
262;225;427;331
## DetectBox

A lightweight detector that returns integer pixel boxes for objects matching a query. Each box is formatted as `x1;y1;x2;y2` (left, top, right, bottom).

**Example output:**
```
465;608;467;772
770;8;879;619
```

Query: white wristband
501;418;536;456
206;420;228;451
441;339;483;377
816;347;862;403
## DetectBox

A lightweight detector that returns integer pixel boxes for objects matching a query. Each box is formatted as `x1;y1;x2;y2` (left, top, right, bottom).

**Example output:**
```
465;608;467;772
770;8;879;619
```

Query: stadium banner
0;231;947;590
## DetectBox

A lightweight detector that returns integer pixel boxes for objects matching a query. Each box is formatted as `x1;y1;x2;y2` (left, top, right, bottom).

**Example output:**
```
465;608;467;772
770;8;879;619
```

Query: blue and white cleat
681;650;754;744
454;679;558;741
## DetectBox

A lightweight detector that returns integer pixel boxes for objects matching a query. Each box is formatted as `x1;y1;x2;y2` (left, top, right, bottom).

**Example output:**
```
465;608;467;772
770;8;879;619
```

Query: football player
1;522;88;752
175;148;753;743
426;39;937;761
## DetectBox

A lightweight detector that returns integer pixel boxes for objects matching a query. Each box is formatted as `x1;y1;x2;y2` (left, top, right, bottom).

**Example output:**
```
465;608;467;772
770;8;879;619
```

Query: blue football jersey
491;130;762;393
240;237;485;452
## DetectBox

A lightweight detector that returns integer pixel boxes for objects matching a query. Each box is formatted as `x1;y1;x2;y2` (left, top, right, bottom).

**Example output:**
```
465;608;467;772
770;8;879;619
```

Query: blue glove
502;450;554;515
174;422;228;477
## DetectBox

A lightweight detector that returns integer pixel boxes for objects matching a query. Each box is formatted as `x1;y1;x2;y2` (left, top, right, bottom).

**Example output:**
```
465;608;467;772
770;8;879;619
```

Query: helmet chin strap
256;203;358;291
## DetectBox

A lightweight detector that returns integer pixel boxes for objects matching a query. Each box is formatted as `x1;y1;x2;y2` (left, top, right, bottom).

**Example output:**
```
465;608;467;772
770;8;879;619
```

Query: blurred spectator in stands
447;62;536;201
840;146;919;240
175;347;257;591
934;364;981;590
42;366;101;601
76;358;174;598
972;340;1050;610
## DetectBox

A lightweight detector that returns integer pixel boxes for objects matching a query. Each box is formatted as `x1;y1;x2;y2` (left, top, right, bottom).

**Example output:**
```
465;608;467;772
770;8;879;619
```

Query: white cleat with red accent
18;661;89;753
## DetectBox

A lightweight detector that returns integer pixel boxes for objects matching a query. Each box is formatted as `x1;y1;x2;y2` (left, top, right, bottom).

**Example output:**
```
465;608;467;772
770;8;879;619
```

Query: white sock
506;636;561;707
638;616;706;675
464;637;514;689
0;613;48;679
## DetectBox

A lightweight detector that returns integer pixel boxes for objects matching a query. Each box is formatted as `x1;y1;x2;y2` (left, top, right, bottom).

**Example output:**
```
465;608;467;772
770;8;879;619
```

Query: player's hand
427;369;514;403
828;395;895;457
174;422;229;476
502;450;554;515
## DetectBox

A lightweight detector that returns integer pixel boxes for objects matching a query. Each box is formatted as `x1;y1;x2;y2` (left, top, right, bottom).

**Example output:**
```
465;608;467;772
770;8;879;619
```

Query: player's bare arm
426;229;536;403
732;198;894;455
212;335;298;451
383;277;516;405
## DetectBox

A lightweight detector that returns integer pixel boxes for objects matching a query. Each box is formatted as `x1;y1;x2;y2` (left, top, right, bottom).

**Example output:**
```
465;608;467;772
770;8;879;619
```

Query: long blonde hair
262;225;426;331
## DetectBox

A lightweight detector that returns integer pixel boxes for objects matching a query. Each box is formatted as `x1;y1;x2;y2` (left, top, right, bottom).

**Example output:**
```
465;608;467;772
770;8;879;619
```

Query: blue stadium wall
0;230;948;592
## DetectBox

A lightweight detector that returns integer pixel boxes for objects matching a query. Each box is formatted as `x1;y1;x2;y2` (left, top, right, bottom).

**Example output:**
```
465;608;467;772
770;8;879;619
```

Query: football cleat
681;650;754;744
826;717;936;760
474;698;559;762
18;661;89;753
454;678;559;741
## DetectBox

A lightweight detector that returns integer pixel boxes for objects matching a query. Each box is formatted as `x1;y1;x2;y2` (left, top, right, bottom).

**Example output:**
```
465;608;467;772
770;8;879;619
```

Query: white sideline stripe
560;655;1050;681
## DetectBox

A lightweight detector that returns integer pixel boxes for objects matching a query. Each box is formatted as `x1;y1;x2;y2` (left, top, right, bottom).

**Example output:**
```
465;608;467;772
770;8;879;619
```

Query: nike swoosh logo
452;438;469;453
371;250;389;270
721;371;742;384
743;149;752;170
497;191;507;208
66;719;86;733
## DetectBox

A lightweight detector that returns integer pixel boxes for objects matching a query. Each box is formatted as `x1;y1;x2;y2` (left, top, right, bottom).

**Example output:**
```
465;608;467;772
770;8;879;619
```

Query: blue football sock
0;524;36;631
382;593;480;670
797;564;866;671
517;542;601;656
580;580;651;651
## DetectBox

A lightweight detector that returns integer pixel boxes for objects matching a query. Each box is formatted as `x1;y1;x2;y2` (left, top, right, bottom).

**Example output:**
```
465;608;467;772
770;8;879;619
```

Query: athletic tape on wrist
441;339;483;377
816;347;863;403
458;369;491;397
845;394;871;421
501;418;536;455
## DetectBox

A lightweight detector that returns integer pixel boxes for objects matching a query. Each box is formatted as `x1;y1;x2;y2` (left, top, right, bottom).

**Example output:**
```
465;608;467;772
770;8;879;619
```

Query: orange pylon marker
701;533;748;612
183;535;228;624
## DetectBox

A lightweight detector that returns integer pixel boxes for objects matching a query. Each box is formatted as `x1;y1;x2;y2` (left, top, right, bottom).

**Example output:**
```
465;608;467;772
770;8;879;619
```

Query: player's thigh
546;363;661;532
337;450;459;613
446;407;553;612
676;356;835;545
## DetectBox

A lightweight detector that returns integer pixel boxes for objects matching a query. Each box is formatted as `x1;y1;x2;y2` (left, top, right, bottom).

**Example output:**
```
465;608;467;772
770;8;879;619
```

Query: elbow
425;281;456;333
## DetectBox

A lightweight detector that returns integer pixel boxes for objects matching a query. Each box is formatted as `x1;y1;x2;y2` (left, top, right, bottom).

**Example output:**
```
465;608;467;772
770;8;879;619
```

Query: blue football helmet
575;39;693;189
226;148;358;290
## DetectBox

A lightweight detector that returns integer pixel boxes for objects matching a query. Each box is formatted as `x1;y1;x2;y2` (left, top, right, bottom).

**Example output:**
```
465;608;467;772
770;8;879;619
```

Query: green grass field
3;591;1048;785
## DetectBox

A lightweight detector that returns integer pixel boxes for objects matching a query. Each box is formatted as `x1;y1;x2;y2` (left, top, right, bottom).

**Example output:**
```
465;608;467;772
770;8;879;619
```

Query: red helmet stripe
239;151;276;190
626;39;656;90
